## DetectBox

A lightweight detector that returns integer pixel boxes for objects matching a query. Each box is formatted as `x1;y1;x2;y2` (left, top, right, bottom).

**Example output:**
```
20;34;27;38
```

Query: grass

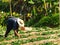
11;37;49;45
42;42;58;45
0;26;59;45
41;31;55;35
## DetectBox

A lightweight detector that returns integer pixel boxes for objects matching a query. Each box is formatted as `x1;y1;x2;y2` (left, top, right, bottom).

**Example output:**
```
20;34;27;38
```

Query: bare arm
14;30;20;37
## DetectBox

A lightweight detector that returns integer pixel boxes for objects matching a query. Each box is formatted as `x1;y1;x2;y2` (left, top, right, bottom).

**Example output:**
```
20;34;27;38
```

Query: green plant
42;42;58;45
34;13;59;27
34;16;51;27
42;31;55;35
50;13;59;26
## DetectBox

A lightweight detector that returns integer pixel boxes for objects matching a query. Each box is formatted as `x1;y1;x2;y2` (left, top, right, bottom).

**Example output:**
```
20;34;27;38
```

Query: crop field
0;26;60;45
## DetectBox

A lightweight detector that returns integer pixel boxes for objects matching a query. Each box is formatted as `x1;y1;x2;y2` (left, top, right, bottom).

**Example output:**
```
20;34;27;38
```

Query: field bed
0;26;59;45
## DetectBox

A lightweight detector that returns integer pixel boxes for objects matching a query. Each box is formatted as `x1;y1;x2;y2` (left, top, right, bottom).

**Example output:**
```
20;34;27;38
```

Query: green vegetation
33;13;59;27
0;26;60;45
0;0;59;27
42;42;58;45
0;0;59;45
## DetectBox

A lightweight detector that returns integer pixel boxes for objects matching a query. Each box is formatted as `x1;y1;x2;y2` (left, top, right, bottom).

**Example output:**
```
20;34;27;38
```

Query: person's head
20;27;25;30
19;19;24;27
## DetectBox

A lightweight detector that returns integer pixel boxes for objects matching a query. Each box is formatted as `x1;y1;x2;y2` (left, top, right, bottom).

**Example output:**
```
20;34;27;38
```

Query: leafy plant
34;13;59;27
42;42;57;45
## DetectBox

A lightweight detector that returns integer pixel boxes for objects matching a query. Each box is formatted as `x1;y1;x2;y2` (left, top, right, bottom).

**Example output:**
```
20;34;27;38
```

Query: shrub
26;14;44;26
0;12;20;26
34;16;51;27
34;13;59;27
50;13;59;26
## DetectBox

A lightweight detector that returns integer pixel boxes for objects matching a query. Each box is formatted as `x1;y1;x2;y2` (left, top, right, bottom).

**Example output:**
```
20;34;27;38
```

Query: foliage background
0;0;59;27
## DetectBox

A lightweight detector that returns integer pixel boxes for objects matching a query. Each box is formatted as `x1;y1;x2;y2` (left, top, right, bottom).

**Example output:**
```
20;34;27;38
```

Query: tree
10;0;12;16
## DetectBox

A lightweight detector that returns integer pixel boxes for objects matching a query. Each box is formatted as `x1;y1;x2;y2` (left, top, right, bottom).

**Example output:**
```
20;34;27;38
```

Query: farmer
4;17;25;38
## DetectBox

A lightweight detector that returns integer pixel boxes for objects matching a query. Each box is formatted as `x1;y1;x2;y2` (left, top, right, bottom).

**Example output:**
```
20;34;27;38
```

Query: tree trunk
44;0;47;16
59;0;60;27
10;0;12;16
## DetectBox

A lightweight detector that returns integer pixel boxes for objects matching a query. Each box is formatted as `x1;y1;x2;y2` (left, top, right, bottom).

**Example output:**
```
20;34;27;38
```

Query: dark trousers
5;18;19;37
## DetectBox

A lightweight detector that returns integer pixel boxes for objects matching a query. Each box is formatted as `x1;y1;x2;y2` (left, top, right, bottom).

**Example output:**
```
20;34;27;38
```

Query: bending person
4;17;25;38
